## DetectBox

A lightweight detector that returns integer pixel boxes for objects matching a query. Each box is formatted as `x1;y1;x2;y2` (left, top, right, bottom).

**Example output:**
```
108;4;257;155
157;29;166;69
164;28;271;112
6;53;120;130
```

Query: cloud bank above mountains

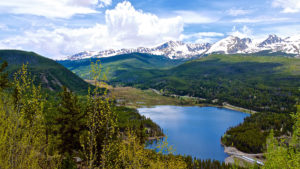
0;0;299;59
0;0;112;18
0;1;185;58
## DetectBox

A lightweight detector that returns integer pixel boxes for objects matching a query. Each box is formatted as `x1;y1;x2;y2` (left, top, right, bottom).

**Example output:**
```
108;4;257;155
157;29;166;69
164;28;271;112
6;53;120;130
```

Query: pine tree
0;61;9;90
56;86;84;155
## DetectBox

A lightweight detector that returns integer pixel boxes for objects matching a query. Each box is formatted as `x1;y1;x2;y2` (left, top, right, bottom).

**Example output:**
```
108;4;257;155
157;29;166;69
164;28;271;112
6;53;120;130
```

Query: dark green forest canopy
104;54;300;114
58;53;185;80
0;50;90;94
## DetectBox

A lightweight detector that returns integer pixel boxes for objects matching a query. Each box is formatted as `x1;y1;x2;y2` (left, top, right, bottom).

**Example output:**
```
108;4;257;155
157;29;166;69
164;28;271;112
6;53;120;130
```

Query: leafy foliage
0;64;61;169
263;106;300;169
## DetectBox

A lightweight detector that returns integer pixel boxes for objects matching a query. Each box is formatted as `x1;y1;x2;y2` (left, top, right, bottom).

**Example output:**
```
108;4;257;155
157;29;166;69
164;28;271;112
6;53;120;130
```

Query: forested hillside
0;50;90;93
0;60;242;169
103;54;300;154
58;53;185;80
109;54;300;114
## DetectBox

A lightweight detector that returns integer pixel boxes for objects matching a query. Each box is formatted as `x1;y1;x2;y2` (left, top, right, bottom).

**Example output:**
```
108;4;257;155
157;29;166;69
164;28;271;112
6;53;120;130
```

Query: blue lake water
138;106;250;162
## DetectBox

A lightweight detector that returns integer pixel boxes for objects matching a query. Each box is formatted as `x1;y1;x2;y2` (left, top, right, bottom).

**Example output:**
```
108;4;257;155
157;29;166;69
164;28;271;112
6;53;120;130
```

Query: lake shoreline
147;136;164;141
139;103;256;115
111;86;257;115
139;105;250;161
223;145;265;166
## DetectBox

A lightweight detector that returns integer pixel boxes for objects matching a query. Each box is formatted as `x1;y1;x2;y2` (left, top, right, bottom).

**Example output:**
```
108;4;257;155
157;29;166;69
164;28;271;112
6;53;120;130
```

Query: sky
0;0;300;59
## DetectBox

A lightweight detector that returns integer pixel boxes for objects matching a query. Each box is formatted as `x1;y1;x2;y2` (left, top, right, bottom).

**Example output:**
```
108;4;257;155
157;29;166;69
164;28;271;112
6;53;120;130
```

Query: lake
138;106;250;162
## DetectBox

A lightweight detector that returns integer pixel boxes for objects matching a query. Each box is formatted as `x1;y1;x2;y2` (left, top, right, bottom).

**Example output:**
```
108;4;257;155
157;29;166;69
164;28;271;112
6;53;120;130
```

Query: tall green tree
56;86;84;155
81;60;118;168
0;61;8;90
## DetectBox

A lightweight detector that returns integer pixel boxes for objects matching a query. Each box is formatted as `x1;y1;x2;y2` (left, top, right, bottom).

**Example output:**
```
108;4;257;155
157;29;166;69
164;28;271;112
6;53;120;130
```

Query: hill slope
0;50;90;93
109;54;300;113
58;53;185;80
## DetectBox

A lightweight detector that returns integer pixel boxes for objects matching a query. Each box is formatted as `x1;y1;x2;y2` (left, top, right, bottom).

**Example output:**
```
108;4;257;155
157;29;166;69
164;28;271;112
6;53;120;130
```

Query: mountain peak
66;34;300;60
259;34;283;47
157;40;185;49
206;35;253;54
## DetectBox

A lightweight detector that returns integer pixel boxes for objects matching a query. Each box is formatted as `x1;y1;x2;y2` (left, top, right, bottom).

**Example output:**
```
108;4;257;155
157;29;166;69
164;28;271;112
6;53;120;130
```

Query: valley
1;0;300;168
1;49;299;168
62;51;300;161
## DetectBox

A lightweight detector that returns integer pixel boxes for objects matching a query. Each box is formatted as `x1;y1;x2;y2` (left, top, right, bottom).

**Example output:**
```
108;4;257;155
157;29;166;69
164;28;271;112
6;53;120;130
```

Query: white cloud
0;25;109;59
174;11;218;24
227;9;251;16
0;1;184;59
232;17;289;23
0;24;9;31
0;0;112;18
180;32;224;40
194;37;219;44
229;26;253;38
272;0;300;13
105;1;183;45
180;32;224;44
261;24;300;37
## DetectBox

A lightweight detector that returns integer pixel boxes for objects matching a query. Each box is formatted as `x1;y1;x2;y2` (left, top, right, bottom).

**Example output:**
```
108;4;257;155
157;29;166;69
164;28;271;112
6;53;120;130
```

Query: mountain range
66;34;300;60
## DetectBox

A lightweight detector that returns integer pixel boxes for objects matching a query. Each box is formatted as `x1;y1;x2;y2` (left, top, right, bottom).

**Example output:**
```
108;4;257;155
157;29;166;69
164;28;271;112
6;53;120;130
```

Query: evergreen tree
0;61;8;90
56;86;84;155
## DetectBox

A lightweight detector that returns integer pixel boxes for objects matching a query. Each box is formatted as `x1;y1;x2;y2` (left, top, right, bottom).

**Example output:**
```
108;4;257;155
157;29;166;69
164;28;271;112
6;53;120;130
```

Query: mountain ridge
65;34;300;60
0;50;90;93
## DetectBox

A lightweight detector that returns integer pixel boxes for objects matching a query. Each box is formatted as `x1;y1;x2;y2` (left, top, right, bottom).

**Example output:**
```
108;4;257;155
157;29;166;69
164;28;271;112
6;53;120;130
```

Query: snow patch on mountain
65;34;300;60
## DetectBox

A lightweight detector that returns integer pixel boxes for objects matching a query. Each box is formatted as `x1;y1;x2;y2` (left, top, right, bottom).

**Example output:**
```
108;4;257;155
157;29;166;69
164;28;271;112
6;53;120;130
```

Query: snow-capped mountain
258;34;283;47
151;41;211;59
66;34;300;60
66;41;211;60
206;36;253;54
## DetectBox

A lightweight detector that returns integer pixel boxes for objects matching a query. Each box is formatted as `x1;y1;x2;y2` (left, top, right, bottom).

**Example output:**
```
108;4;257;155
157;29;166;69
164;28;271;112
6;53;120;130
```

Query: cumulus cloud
0;0;112;18
174;11;218;24
0;1;184;59
227;9;251;16
0;25;110;58
105;1;183;45
272;0;300;13
229;26;253;38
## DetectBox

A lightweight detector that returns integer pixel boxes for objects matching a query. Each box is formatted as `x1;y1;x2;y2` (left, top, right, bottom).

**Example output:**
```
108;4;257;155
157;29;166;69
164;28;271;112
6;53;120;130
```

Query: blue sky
0;0;300;59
